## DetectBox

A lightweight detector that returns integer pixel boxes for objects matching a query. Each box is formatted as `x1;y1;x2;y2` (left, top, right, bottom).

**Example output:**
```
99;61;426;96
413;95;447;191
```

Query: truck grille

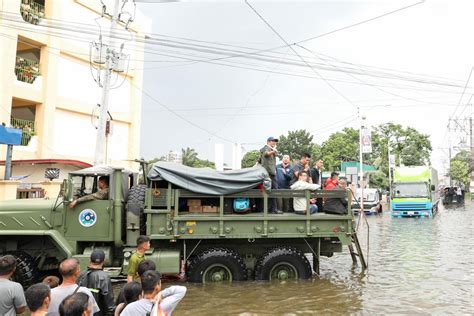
392;203;428;210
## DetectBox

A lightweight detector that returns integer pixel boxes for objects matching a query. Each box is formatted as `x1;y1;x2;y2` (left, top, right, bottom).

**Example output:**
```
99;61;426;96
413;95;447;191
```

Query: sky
134;0;474;175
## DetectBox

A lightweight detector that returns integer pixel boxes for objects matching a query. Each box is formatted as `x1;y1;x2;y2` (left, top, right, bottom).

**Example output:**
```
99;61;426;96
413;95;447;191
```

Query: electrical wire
245;0;360;112
2;9;470;91
2;25;472;99
1;12;472;97
450;67;473;119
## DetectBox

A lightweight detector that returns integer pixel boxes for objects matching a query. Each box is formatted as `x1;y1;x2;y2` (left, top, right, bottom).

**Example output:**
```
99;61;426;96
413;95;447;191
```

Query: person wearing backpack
77;250;115;316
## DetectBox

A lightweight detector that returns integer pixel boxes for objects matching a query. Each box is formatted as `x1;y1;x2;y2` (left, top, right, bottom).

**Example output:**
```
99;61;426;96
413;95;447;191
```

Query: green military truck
0;161;366;287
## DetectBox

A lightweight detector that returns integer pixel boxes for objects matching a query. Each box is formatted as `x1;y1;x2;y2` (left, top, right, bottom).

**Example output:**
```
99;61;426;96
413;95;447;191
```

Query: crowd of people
261;136;348;215
0;235;187;316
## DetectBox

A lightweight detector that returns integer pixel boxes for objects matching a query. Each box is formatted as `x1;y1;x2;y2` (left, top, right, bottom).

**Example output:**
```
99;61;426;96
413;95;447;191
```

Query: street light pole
358;110;365;214
387;142;392;211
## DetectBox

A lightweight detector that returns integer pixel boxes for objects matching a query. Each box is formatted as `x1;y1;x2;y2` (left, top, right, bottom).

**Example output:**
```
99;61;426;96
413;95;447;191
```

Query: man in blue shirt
276;154;293;212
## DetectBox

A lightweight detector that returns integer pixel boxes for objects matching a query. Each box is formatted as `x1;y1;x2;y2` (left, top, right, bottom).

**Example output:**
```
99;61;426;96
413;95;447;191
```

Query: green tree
373;123;432;168
450;150;470;186
320;128;360;171
194;159;215;168
181;147;198;167
241;150;260;168
277;130;314;161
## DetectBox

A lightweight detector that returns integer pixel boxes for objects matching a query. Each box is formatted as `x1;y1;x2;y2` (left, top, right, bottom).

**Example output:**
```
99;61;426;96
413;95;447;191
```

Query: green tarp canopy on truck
148;162;269;195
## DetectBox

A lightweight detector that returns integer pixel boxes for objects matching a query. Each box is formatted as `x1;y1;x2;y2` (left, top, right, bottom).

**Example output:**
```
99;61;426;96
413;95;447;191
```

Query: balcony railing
15;56;40;84
10;117;36;146
20;0;45;25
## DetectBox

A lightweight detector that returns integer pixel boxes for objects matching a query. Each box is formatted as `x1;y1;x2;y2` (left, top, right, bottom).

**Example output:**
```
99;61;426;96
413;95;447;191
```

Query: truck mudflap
0;229;73;258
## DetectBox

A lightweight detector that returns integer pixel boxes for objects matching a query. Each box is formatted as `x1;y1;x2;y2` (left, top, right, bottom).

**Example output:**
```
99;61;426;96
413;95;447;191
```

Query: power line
130;81;236;143
138;0;427;66
3;13;473;95
3;8;469;91
294;0;425;45
296;44;455;108
245;0;360;111
450;67;474;119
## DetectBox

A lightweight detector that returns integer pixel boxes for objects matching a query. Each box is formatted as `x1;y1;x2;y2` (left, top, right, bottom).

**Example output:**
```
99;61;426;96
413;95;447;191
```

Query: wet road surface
154;203;473;315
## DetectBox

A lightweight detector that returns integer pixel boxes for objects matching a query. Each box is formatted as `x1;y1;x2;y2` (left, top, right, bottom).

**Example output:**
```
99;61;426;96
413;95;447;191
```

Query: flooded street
162;203;473;315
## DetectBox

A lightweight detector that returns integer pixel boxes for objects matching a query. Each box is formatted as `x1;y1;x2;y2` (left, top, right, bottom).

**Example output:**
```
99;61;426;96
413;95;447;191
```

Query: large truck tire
5;251;39;289
187;247;247;283
255;246;312;281
126;184;147;235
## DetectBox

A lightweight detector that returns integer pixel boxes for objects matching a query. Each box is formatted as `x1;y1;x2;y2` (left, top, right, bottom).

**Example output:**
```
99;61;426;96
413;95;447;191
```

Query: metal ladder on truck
349;211;369;271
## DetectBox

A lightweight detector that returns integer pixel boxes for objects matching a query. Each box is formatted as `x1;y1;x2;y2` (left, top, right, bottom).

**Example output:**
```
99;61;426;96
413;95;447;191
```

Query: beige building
0;0;150;199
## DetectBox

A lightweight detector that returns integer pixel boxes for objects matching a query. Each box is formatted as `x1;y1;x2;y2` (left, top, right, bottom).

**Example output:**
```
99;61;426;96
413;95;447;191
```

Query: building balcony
10;117;36;146
15;56;40;84
20;0;45;25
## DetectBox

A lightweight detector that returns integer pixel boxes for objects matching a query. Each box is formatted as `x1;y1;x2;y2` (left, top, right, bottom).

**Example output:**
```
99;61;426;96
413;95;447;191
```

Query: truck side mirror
431;185;435;191
63;178;73;202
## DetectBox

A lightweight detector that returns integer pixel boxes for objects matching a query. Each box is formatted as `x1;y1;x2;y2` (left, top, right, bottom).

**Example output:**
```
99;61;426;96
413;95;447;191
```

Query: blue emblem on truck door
79;209;97;227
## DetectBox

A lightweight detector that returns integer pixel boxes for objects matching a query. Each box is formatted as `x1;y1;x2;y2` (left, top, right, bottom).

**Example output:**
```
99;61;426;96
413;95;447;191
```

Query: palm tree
181;147;198;167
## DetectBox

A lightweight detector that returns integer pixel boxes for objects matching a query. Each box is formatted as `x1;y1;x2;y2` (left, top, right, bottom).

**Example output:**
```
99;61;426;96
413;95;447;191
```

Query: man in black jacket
310;159;324;211
324;179;348;215
77;250;115;316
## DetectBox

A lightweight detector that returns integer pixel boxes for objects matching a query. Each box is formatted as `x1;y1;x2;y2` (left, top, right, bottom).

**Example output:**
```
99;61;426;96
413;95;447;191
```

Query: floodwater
157;202;473;315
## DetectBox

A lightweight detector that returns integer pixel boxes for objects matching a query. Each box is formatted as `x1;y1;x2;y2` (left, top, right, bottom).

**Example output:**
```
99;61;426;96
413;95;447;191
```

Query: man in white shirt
46;259;99;316
121;270;186;316
290;171;320;215
0;255;27;316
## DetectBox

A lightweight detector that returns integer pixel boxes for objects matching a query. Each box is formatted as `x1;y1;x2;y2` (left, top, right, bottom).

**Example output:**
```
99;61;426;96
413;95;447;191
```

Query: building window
20;0;45;25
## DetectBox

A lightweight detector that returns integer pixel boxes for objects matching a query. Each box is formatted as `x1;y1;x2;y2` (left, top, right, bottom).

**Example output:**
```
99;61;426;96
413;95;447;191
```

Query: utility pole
448;146;452;186
358;110;365;216
94;0;120;166
387;143;392;209
470;116;474;190
4;144;12;180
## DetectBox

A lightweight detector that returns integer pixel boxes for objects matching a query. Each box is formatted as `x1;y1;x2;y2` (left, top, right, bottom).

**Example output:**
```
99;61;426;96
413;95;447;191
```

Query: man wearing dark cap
77;250;115;316
260;136;282;214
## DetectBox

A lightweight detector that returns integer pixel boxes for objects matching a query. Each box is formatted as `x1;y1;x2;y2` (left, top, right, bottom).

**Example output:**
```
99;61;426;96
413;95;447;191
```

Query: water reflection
174;278;363;315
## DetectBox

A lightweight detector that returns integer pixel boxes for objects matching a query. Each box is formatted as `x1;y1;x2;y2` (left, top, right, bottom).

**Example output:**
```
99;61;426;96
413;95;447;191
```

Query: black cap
90;250;105;264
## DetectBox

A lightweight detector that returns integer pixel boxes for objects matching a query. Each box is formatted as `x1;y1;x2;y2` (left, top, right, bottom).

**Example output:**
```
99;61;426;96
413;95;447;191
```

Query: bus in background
391;166;439;218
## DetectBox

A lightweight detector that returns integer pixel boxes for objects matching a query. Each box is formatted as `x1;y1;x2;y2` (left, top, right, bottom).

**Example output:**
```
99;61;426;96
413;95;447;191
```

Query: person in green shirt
127;235;151;282
260;136;282;214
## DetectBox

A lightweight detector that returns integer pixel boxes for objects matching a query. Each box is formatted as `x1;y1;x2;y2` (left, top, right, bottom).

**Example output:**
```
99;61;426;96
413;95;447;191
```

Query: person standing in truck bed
260;136;282;214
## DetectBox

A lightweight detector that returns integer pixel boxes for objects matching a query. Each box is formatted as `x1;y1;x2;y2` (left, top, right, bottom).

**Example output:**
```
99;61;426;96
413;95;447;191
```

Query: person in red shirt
324;172;339;190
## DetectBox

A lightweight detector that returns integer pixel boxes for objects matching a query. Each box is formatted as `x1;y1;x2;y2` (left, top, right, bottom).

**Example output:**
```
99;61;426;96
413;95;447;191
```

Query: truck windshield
393;182;428;198
71;176;96;198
